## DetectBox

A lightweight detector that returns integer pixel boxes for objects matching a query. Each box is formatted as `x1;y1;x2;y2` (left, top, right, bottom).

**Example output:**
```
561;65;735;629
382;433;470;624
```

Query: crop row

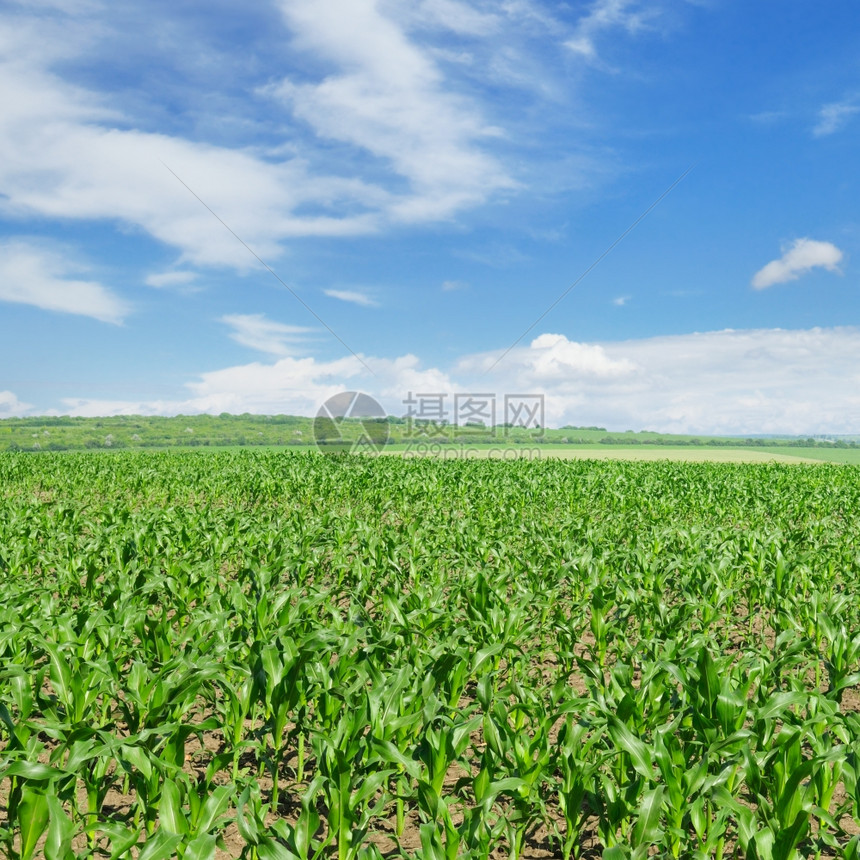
2;452;860;859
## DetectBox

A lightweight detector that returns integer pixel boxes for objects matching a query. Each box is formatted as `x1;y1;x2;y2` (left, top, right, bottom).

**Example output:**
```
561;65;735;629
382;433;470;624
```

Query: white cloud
470;328;860;435
0;390;32;418
0;7;517;271
749;110;789;125
411;0;501;36
0;35;383;268
0;239;129;323
457;332;638;380
272;0;515;222
0;80;382;269
52;327;860;435
145;270;199;290
751;238;844;289
442;280;467;291
221;313;315;357
324;289;379;307
59;351;454;419
813;99;859;137
564;0;657;65
612;295;629;306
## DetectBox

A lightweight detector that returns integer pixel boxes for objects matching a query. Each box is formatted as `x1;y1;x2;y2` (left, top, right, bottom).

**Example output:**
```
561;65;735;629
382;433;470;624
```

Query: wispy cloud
0;239;129;323
324;289;379;307
0;27;383;268
1;5;519;271
752;238;844;289
749;110;789;125
412;0;501;36
145;270;199;290
221;313;315;356
58;352;453;419
272;0;515;222
442;280;468;291
813;98;859;137
564;0;658;65
612;295;630;306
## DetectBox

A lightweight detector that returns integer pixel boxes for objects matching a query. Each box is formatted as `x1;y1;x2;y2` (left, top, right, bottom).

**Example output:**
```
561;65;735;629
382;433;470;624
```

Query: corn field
2;451;860;859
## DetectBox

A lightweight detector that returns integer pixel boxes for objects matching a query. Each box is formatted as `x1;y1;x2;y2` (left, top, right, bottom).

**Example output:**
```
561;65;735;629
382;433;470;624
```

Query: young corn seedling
157;774;235;858
47;726;121;851
252;634;303;811
552;712;605;860
740;719;845;860
480;694;554;860
365;663;424;838
597;713;655;849
816;611;860;705
309;686;393;860
0;761;73;860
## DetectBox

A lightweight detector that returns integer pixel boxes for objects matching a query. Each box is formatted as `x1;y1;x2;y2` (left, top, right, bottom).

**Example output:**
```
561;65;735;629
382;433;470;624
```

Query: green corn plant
38;639;111;728
252;634;302;811
816;611;860;704
804;696;850;845
0;761;73;860
309;686;393;860
652;719;708;858
595;714;655;848
415;705;482;799
588;584;612;672
47;726;120;850
601;785;664;860
157;775;235;858
479;694;554;860
739;720;847;860
211;669;257;778
552;711;604;860
687;787;739;860
409;706;484;859
365;662;424;837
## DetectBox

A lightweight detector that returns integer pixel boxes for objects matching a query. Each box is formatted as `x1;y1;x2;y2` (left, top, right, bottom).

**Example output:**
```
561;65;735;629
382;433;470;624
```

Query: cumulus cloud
59;351;454;419
468;328;860;434
52;327;860;435
0;239;129;323
323;289;378;307
813;99;859;137
751;238;844;289
0;390;32;418
526;333;638;378
221;314;315;357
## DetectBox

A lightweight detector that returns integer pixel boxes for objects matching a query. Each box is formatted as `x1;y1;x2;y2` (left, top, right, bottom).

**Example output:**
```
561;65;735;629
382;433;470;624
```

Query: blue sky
1;0;859;433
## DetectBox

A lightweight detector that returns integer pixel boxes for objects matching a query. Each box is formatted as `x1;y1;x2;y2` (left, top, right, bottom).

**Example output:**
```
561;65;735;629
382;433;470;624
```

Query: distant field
77;443;852;464
385;443;822;464
534;446;822;463
765;446;860;465
5;413;859;461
